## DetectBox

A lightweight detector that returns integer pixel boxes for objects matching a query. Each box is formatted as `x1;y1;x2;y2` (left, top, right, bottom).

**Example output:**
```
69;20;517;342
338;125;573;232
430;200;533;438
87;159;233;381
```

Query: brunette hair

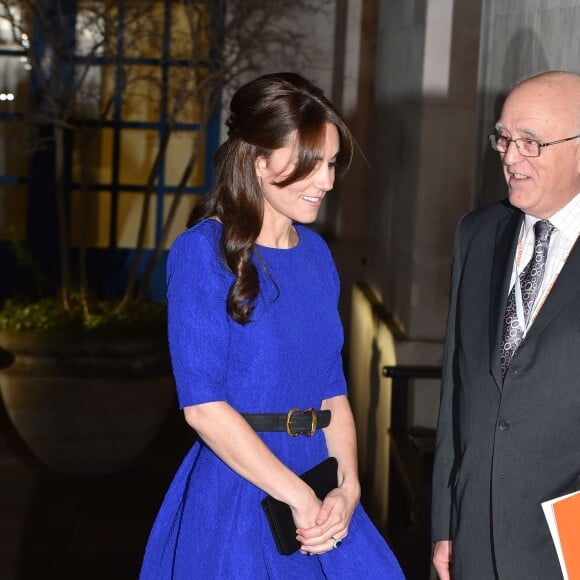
188;72;353;324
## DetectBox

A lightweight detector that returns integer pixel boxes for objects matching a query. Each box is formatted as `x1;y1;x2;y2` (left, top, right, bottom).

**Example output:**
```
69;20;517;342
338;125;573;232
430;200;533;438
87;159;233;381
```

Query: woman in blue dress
140;72;404;579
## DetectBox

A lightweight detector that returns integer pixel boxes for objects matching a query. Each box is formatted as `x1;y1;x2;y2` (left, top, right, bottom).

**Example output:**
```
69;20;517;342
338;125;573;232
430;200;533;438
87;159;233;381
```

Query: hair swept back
188;72;353;324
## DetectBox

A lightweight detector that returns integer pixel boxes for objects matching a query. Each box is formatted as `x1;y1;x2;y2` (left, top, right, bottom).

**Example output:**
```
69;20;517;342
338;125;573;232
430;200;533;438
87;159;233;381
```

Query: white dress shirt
509;192;580;331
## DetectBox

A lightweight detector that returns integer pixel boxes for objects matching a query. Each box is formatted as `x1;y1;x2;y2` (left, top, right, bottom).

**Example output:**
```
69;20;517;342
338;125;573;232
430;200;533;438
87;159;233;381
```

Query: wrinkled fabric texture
140;219;404;579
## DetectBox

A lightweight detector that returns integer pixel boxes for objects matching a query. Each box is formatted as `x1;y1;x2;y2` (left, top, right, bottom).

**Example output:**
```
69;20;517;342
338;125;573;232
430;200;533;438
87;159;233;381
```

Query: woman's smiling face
255;123;340;226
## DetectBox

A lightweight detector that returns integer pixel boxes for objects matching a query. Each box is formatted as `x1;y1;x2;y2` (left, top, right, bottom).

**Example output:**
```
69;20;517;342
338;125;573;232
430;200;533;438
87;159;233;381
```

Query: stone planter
0;330;175;475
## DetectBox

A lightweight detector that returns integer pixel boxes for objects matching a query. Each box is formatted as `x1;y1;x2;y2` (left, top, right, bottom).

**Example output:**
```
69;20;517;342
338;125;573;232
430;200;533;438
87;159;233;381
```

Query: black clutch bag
261;457;338;556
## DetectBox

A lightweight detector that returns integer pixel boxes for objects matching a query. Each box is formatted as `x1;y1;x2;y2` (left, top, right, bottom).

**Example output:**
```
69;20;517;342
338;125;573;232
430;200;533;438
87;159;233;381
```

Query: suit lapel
488;208;523;389
521;236;580;343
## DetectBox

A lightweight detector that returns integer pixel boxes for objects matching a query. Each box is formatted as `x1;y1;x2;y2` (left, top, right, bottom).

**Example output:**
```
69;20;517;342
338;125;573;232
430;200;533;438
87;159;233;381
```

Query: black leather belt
242;408;331;436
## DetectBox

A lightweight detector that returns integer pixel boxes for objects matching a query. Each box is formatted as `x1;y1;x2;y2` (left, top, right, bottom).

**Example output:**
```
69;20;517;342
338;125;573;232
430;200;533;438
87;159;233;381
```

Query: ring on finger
331;535;345;549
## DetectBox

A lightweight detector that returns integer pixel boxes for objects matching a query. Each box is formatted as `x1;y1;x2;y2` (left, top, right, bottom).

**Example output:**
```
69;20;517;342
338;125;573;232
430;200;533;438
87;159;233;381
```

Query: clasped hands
293;485;358;555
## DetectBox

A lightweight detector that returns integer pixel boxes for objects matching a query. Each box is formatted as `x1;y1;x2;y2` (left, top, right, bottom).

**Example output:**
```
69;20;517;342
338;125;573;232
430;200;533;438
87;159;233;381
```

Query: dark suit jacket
431;200;580;579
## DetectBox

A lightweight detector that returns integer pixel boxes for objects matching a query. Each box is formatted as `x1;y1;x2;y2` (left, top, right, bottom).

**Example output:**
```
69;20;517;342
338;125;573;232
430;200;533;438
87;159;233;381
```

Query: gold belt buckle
286;408;318;437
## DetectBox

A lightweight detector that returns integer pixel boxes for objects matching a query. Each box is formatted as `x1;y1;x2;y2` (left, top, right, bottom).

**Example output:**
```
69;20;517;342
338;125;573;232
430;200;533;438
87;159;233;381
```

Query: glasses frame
488;133;580;157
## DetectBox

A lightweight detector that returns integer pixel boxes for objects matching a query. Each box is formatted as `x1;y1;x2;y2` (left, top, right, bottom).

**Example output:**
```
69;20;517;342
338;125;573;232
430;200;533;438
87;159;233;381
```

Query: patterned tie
500;219;555;378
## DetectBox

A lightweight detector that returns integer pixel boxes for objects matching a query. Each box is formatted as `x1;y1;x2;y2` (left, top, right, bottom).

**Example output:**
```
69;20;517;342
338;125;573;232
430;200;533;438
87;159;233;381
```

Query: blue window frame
0;0;221;301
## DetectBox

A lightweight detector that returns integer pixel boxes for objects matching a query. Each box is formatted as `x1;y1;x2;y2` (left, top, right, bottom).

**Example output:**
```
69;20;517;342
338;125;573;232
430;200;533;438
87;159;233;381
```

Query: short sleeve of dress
314;233;348;401
166;223;232;408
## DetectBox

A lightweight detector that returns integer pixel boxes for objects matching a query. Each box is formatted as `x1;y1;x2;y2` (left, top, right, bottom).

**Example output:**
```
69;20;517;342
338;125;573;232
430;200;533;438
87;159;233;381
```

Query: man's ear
255;156;268;178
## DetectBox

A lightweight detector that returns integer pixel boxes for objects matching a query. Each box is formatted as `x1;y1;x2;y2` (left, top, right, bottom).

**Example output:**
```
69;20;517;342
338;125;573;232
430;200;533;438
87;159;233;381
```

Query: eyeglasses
488;133;580;157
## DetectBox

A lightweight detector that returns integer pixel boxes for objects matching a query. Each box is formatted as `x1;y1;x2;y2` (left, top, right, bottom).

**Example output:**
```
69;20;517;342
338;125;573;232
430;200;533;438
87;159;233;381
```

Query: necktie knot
534;219;555;243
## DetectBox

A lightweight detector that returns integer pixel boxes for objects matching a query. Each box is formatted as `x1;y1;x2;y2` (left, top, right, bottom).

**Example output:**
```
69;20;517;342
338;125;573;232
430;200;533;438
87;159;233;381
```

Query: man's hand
433;540;452;579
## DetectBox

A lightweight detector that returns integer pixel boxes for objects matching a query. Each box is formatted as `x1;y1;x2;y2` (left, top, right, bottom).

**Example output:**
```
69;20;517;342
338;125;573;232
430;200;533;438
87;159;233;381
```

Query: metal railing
383;364;442;580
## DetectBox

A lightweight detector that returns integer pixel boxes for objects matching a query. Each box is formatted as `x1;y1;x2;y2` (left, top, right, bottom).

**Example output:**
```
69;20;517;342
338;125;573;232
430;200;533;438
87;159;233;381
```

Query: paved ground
0;398;194;580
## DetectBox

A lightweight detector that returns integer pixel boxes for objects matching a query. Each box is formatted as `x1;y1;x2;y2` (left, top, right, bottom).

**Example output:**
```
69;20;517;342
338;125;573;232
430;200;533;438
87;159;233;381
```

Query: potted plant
0;0;330;473
0;294;173;474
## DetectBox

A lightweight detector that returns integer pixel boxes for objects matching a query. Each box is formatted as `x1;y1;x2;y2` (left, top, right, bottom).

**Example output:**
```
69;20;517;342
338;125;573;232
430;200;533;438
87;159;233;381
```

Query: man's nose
503;139;523;163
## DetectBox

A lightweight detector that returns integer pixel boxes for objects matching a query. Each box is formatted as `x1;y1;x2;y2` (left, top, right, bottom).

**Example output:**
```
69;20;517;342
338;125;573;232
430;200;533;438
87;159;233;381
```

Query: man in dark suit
431;70;580;579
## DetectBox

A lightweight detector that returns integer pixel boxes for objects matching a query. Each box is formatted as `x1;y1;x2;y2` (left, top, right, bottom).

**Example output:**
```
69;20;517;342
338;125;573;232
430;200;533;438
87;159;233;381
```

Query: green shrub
0;295;166;334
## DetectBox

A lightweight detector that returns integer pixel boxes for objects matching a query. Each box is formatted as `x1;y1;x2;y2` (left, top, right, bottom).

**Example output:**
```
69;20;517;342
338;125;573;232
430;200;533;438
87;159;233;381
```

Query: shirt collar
524;192;580;240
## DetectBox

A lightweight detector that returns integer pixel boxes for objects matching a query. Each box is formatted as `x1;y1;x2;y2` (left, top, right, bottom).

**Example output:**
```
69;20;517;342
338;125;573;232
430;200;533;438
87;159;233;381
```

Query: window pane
76;2;105;57
122;66;161;122
70;189;111;248
0;122;28;176
0;5;23;45
117;191;155;249
72;127;113;185
164;131;205;188
74;64;111;120
119;129;158;185
163;193;200;249
0;54;31;115
170;2;211;61
123;1;164;59
0;185;27;239
167;67;204;124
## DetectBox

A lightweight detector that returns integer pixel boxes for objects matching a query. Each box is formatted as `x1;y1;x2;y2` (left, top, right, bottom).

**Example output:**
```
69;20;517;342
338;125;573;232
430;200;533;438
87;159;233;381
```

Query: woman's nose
315;164;334;190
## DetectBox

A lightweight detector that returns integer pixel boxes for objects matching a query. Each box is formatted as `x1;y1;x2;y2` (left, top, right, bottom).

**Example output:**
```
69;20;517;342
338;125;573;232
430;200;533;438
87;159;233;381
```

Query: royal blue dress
140;219;404;579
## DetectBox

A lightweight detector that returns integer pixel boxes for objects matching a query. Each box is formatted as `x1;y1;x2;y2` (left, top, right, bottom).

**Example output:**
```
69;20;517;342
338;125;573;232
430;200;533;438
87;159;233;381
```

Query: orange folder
553;492;580;580
542;490;580;580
